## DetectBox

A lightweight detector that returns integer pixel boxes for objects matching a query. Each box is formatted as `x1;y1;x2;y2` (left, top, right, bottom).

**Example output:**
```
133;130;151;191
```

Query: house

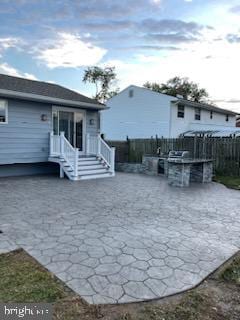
102;85;238;140
0;74;115;180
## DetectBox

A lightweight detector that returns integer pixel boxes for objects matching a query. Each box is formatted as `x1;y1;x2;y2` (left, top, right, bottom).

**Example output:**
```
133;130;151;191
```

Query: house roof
0;74;105;109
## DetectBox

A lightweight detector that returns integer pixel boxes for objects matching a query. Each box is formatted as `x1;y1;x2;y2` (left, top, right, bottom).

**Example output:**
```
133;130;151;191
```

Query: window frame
177;104;185;118
194;107;201;121
0;99;8;124
210;111;213;119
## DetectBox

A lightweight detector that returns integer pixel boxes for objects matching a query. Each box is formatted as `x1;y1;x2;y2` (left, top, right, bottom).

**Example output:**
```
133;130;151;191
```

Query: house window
195;107;201;120
177;105;185;118
210;111;213;119
129;89;134;98
0;100;8;123
226;114;229;122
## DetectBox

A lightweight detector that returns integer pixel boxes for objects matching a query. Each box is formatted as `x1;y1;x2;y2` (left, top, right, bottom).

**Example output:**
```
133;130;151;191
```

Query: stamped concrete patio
0;173;240;304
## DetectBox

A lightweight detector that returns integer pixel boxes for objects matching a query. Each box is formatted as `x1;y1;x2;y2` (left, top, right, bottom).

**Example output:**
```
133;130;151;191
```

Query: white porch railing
50;133;61;156
50;132;115;176
50;132;79;177
87;134;98;155
86;134;115;173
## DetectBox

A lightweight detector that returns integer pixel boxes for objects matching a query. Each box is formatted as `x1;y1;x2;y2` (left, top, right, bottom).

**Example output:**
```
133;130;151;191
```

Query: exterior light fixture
41;114;48;121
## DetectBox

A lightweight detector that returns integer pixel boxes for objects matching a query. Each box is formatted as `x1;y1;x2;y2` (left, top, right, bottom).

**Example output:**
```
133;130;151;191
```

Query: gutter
0;88;108;110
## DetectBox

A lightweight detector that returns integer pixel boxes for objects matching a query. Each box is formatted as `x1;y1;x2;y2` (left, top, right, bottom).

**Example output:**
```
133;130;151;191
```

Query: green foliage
143;81;162;93
83;66;119;102
143;77;209;102
219;256;240;284
214;175;240;190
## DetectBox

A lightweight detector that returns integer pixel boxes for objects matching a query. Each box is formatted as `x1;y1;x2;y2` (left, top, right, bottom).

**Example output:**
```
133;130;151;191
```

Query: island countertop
167;158;213;164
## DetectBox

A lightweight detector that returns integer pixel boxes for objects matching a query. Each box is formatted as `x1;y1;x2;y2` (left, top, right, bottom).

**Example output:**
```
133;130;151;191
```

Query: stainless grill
168;150;190;159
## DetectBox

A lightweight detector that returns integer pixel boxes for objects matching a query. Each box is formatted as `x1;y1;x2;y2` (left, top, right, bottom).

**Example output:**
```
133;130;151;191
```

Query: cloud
141;19;204;33
146;33;198;43
0;62;37;80
214;99;240;104
81;20;133;32
69;0;155;19
2;0;163;29
151;0;162;6
141;19;207;44
0;37;20;55
23;73;38;80
76;18;209;47
226;33;240;43
103;30;240;113
37;32;107;69
229;5;240;14
213;99;240;113
80;18;206;35
116;45;180;51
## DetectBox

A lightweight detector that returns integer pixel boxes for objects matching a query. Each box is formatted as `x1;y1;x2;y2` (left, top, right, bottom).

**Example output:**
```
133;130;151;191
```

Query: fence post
127;136;130;162
203;136;206;159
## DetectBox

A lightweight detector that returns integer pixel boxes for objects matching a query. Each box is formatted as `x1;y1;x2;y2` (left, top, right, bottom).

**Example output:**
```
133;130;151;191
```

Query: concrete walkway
0;173;240;304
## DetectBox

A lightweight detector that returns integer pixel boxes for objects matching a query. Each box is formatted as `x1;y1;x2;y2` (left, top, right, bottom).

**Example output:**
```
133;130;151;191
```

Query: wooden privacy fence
107;137;240;176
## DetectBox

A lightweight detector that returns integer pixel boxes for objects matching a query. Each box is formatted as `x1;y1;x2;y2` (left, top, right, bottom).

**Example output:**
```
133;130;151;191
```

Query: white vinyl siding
103;86;172;140
171;103;236;137
103;85;237;139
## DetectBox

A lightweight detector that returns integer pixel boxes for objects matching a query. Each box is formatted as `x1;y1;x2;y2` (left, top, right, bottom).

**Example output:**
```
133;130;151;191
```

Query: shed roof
182;129;240;137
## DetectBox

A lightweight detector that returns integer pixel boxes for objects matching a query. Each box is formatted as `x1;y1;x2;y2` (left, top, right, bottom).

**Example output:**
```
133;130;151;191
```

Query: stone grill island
167;151;213;187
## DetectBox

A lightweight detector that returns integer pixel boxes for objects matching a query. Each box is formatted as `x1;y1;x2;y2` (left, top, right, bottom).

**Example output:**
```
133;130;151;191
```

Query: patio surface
0;173;240;304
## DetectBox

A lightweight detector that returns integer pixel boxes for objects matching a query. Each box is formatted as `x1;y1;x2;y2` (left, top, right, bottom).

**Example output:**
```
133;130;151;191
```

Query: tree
143;77;208;102
83;66;119;103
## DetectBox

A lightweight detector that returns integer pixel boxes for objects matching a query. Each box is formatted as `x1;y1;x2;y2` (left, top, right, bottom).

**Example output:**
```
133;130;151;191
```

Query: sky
0;0;240;112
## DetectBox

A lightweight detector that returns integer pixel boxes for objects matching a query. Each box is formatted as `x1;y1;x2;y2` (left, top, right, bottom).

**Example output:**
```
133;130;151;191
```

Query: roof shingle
0;73;102;106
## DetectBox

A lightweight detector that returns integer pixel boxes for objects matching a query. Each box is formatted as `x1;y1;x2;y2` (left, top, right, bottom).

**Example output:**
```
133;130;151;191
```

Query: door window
59;111;74;145
52;110;84;151
75;113;83;150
